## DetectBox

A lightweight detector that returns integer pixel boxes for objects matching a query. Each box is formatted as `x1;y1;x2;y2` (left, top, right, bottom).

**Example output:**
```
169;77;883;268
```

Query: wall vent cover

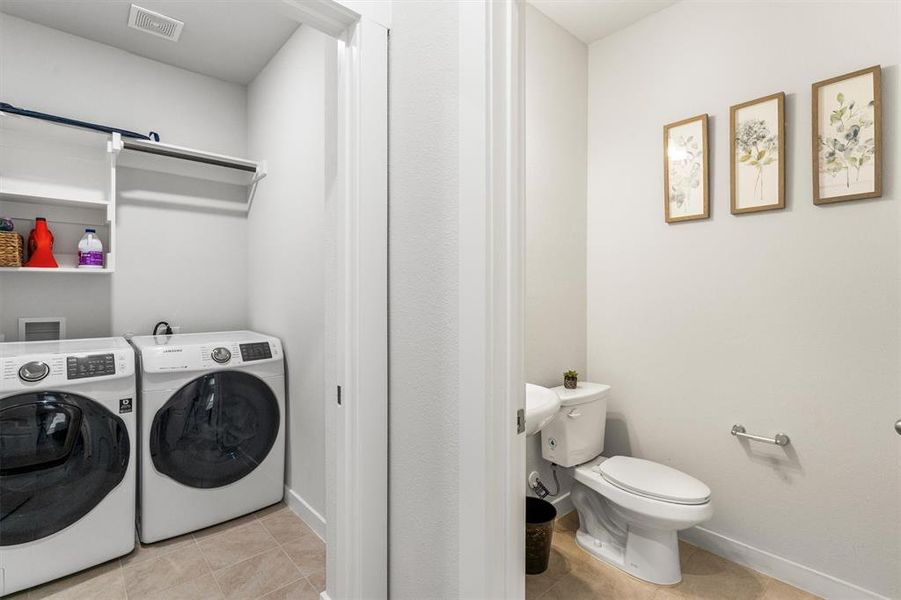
18;317;66;342
128;4;184;42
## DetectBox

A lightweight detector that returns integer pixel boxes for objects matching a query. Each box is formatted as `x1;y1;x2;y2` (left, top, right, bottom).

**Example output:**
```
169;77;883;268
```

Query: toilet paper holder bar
731;424;790;447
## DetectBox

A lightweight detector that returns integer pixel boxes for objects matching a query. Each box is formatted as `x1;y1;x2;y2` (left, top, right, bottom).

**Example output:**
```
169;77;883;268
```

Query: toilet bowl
539;382;713;585
571;455;712;584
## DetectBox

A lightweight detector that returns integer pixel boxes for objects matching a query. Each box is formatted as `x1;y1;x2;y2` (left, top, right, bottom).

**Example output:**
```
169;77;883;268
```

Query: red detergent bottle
25;217;59;268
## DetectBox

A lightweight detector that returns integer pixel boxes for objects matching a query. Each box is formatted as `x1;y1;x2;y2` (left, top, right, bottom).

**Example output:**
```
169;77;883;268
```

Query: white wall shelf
0;190;110;211
0;254;112;274
0;110;266;275
118;138;267;212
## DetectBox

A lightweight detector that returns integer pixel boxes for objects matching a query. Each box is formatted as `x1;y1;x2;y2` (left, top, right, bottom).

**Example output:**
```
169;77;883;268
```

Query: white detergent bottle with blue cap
77;228;103;269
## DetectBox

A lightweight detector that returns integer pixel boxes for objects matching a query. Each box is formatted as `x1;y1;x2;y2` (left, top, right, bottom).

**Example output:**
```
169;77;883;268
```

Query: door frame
458;0;527;598
279;2;388;599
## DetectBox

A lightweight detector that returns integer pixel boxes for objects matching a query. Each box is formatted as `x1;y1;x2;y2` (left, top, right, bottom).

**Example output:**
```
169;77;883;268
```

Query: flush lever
567;410;581;419
894;419;901;436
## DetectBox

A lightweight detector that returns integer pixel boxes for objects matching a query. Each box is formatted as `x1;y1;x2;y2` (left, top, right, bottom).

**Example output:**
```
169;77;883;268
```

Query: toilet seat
597;456;710;505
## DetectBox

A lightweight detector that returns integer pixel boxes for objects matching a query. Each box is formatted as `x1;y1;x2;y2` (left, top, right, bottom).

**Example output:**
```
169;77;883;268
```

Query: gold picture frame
663;114;709;223
812;65;882;205
730;92;785;214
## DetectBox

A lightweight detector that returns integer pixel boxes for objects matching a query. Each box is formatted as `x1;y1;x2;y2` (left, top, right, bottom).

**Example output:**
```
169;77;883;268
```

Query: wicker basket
0;231;24;268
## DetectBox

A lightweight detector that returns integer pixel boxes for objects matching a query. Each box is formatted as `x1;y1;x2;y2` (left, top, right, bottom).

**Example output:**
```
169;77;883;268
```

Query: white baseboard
551;491;574;518
284;485;326;542
680;526;890;600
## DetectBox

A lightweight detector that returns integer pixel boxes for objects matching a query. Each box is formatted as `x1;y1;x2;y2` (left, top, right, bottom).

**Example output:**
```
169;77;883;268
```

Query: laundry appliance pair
0;331;285;596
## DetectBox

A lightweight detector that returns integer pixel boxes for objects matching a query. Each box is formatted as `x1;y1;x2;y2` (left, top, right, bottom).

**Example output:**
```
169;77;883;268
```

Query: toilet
541;382;713;585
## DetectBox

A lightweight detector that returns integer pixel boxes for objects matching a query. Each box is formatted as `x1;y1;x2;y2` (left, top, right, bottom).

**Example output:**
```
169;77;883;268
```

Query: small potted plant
563;370;578;389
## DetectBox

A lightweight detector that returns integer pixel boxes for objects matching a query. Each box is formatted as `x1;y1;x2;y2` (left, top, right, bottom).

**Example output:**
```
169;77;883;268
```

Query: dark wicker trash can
525;497;557;574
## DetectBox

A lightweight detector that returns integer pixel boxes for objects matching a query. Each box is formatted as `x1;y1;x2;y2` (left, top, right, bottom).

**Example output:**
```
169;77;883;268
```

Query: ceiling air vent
128;4;184;42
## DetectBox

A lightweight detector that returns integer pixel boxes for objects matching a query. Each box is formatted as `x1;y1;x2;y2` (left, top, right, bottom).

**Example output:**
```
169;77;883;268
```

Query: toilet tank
541;383;611;467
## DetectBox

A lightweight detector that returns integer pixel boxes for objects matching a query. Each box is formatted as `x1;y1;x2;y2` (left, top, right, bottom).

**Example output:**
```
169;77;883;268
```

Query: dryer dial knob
211;347;231;364
19;361;50;382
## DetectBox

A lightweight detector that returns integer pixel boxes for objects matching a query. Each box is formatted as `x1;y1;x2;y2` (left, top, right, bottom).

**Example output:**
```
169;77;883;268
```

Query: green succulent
564;370;578;379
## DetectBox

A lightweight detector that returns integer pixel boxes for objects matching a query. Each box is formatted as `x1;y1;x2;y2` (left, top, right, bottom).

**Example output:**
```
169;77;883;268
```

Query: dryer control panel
239;342;272;361
136;335;283;374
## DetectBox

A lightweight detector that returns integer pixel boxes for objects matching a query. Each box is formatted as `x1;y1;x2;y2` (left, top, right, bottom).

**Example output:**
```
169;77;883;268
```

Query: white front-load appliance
130;331;285;543
0;338;136;596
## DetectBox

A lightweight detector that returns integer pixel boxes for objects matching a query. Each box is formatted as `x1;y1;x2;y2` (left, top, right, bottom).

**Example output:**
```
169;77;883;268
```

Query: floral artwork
819;95;876;185
664;114;708;222
813;66;882;204
669;135;701;207
730;93;784;214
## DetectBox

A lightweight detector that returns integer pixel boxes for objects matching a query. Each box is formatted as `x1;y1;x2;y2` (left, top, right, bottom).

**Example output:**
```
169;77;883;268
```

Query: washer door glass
0;392;130;546
150;371;279;489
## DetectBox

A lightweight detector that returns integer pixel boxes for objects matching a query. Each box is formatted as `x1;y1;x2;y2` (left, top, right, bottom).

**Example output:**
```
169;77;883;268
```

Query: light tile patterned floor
527;512;822;600
11;502;324;600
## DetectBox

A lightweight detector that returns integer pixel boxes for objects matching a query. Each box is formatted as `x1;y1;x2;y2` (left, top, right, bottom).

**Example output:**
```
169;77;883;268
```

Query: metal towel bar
731;424;790;447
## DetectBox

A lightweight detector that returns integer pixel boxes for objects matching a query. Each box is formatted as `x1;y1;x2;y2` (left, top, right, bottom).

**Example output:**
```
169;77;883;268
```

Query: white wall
587;2;900;597
389;1;461;597
247;25;335;526
524;4;588;507
0;14;248;339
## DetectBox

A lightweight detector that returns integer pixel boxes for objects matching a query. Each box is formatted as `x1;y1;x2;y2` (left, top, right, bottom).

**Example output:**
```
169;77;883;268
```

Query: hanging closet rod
121;139;259;173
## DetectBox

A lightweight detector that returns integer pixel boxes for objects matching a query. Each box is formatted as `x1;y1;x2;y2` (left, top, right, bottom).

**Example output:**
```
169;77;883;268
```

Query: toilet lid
598;456;711;505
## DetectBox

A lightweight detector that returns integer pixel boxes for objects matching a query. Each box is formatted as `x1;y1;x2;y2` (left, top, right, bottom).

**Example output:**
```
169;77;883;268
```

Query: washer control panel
66;353;116;380
1;348;133;391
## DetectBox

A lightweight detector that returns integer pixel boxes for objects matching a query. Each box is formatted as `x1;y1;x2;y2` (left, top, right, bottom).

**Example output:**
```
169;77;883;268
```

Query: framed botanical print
730;92;785;214
663;114;709;223
812;65;882;204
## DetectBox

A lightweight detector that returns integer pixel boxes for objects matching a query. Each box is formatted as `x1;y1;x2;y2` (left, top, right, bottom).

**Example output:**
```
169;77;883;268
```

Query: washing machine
0;338;136;596
130;331;285;543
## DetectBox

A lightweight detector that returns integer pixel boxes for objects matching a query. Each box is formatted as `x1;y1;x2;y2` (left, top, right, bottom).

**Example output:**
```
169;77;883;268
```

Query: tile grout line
196;519;278;552
123;535;198;570
202;551;229;600
249;576;308;600
193;516;258;544
209;545;283;575
301;573;320;595
120;555;130;600
201;538;310;597
232;547;306;600
277;546;306;589
191;519;282;584
123;536;207;600
535;576;560;600
158;513;311;584
190;501;286;545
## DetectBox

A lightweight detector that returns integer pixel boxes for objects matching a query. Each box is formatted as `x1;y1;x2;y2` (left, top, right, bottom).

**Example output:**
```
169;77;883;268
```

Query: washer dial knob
19;361;50;382
211;347;232;364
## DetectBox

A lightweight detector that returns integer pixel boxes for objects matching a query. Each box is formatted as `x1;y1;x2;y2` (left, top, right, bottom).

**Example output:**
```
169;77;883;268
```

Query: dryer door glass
0;393;130;546
150;371;280;488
